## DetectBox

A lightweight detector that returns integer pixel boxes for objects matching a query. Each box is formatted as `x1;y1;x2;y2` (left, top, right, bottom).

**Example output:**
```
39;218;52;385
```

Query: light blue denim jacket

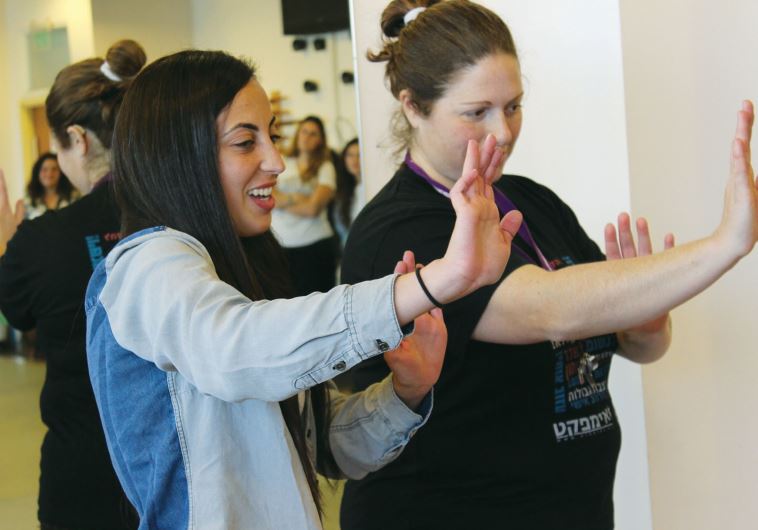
85;227;431;530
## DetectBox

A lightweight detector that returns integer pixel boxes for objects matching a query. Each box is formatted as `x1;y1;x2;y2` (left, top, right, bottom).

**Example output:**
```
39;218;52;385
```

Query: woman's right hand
714;100;758;261
440;134;522;299
0;169;25;255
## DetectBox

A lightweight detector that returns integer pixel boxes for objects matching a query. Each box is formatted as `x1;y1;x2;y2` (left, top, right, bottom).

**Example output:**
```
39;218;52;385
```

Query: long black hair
26;152;75;206
112;50;334;515
335;138;359;229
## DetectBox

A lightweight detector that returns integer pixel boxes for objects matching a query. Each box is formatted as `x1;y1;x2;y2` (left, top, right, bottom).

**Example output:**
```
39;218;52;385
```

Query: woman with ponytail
84;49;521;529
0;40;146;529
339;1;758;529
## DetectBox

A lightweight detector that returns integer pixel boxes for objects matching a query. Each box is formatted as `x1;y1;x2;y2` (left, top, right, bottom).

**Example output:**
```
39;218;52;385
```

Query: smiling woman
84;49;522;529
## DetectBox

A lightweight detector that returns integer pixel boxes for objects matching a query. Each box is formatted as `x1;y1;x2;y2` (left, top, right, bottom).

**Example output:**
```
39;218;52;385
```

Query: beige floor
0;354;344;530
0;355;46;530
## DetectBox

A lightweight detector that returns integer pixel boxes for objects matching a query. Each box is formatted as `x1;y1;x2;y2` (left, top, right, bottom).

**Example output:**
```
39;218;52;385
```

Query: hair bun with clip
403;6;426;27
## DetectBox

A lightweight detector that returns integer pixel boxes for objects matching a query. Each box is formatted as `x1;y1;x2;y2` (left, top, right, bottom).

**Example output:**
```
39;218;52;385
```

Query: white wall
91;0;193;62
0;0;13;186
352;1;651;529
191;0;357;150
0;0;94;201
620;1;758;529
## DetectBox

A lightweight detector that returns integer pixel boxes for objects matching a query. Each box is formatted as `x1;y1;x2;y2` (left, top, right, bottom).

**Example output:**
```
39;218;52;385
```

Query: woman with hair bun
339;1;758;529
0;39;146;529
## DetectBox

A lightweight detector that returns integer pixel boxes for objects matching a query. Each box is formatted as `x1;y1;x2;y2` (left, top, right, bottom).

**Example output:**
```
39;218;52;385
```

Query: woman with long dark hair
271;116;339;295
332;137;361;248
85;49;521;529
339;1;758;529
0;40;146;530
24;152;77;219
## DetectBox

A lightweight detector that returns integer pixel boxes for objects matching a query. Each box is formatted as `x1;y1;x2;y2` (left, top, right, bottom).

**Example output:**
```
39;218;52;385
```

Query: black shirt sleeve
0;219;47;330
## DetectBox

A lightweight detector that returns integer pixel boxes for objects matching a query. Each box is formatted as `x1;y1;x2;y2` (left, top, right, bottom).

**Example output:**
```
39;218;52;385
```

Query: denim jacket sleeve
319;376;432;480
96;229;407;402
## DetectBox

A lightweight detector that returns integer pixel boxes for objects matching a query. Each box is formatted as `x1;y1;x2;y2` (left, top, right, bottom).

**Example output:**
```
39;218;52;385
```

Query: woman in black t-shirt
339;2;758;529
0;40;146;530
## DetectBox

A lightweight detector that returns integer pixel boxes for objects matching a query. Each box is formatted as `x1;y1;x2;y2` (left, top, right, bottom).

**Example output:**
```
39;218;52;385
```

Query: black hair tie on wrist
415;267;445;309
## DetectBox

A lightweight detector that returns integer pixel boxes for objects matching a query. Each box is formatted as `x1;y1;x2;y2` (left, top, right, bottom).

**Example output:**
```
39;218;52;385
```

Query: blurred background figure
24;152;78;220
272;115;337;295
331;137;361;250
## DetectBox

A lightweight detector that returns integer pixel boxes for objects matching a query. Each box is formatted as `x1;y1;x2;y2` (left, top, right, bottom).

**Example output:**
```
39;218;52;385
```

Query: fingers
478;134;497;178
483;148;503;187
428;307;444;322
461;139;479;180
635;217;652;255
617;212;637;258
403;250;416;272
663;233;675;250
0;169;9;207
14;200;24;225
731;101;754;179
394;250;416;274
500;209;523;241
604;223;621;260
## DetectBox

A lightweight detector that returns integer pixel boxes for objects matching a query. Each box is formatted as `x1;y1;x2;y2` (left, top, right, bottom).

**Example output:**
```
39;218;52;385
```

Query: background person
272;115;338;295
24;152;78;220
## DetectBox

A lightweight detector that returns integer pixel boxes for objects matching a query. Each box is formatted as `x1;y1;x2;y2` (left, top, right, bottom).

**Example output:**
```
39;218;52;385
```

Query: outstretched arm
473;100;758;348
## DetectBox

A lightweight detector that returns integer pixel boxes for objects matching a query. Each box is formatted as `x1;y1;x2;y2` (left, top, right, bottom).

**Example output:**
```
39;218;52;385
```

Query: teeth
248;187;273;198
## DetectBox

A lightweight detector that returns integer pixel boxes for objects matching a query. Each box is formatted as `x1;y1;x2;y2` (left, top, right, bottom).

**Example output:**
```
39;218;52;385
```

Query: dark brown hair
286;115;331;182
369;0;517;146
26;152;75;206
46;39;147;149
335;138;359;229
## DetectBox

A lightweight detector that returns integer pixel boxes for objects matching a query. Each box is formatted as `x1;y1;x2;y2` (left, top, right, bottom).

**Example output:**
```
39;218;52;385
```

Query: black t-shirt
339;165;621;530
0;181;135;529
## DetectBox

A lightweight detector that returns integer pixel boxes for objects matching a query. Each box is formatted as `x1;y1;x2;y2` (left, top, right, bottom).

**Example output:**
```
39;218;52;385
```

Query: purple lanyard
404;152;553;271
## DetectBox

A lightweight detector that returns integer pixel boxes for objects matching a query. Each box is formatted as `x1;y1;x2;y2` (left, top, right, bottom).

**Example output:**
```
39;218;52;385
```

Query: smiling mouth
247;186;273;198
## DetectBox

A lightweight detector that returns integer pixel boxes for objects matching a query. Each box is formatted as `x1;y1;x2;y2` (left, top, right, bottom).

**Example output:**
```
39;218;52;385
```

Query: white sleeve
316;160;336;190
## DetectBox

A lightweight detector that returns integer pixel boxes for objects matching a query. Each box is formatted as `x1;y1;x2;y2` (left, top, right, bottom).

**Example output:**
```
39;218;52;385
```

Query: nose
262;142;285;175
491;110;514;147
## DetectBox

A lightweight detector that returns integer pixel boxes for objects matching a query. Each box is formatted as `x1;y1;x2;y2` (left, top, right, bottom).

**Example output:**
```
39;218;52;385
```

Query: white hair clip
100;61;122;82
403;6;426;26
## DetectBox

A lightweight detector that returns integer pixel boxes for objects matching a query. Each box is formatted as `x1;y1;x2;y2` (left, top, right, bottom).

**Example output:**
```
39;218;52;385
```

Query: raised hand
605;213;674;334
443;136;522;298
715;100;758;260
0;169;25;255
386;251;447;411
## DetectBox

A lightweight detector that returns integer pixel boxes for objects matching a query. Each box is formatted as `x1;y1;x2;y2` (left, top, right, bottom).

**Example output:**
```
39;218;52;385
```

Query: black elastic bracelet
415;267;445;308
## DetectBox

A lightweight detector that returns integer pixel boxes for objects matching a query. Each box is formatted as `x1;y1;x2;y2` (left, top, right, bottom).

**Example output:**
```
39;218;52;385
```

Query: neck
408;145;457;190
80;153;111;194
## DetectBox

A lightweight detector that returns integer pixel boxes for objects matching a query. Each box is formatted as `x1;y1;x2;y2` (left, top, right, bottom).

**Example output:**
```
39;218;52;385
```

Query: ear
399;89;424;129
66;125;89;158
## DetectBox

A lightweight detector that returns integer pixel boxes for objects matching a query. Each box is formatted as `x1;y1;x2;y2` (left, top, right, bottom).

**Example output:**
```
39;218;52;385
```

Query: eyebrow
222;116;277;138
460;92;525;106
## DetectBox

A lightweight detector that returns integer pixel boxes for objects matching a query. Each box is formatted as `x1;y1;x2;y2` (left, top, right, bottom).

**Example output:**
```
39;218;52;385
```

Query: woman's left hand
0;169;25;255
385;251;447;411
604;213;674;334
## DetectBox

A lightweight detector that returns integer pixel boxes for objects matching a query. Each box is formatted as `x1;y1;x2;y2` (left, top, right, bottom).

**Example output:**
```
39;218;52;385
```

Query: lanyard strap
404;152;553;270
